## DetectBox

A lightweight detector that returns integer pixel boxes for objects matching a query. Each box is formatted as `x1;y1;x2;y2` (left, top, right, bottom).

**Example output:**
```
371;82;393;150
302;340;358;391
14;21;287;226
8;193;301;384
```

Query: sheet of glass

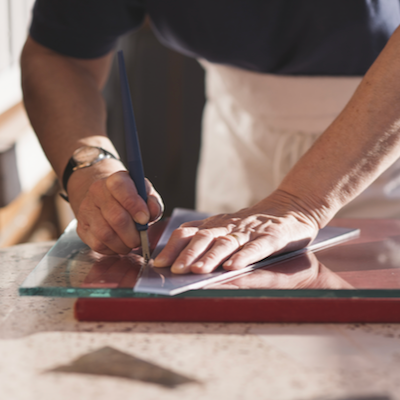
19;209;400;299
134;209;360;295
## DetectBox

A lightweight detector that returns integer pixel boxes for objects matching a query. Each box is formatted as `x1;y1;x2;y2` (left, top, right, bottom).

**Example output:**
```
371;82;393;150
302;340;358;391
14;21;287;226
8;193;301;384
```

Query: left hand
70;166;163;256
153;190;319;274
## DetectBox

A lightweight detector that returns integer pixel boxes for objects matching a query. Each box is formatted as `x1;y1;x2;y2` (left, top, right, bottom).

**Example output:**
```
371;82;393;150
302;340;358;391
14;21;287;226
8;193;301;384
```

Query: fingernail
192;261;204;269
223;260;233;267
153;256;167;267
135;211;149;225
171;263;188;274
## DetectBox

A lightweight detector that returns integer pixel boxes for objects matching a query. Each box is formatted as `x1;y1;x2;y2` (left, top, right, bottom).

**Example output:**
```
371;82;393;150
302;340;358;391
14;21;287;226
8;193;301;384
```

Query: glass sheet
135;209;359;295
19;209;400;299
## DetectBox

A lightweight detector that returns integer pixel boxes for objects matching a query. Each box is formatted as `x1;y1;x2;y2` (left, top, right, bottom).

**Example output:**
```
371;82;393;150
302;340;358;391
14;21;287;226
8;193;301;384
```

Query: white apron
196;60;400;218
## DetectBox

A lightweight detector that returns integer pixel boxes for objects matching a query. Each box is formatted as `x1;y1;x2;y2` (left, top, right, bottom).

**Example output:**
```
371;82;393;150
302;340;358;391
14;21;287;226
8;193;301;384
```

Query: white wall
0;0;35;114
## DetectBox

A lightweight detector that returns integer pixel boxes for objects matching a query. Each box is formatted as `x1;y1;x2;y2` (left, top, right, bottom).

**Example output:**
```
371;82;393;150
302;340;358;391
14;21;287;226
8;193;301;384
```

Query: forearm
276;26;400;227
20;37;119;181
20;37;163;255
156;27;400;273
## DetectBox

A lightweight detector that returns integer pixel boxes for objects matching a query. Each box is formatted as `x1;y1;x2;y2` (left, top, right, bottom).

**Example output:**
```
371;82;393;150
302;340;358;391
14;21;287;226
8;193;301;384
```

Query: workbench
2;220;400;399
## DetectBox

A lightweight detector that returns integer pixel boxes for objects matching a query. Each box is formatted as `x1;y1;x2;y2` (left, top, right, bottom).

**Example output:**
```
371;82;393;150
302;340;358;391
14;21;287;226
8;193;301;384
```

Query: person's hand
153;190;320;274
69;168;163;255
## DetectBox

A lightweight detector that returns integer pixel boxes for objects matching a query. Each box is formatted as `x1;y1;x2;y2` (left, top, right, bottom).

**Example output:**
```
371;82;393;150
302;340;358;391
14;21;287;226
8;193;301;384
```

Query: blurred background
0;2;205;248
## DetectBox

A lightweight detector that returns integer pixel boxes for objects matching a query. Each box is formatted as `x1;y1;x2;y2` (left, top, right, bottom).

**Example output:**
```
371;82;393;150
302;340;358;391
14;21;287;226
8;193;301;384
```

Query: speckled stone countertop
1;241;400;400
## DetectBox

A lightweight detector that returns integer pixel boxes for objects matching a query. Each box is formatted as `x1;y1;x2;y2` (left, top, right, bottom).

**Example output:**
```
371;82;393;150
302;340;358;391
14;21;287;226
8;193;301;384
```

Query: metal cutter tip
140;230;151;263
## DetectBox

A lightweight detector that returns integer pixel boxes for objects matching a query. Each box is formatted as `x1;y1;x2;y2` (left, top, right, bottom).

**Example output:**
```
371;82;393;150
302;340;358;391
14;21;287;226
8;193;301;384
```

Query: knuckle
217;235;235;246
172;227;195;239
195;230;214;240
183;247;198;259
106;171;126;190
76;222;88;236
122;197;139;211
244;240;264;253
107;174;143;211
121;193;145;212
203;251;220;262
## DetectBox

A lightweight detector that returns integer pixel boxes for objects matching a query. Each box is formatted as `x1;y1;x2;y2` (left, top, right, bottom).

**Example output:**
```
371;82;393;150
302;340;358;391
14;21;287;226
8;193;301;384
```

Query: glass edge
18;287;400;299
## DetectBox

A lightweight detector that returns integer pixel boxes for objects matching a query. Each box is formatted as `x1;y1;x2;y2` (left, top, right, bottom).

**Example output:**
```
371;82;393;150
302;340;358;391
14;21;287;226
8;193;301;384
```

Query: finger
79;206;133;255
153;226;198;267
93;220;133;255
170;228;227;274
223;235;277;270
145;179;164;223
101;200;140;249
75;188;122;255
90;177;141;251
147;195;164;224
190;234;242;274
106;172;150;225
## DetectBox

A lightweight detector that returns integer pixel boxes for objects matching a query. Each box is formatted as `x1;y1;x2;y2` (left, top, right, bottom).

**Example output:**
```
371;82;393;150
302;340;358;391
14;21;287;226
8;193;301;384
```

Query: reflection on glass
75;251;355;291
19;214;400;298
80;254;142;289
210;252;354;290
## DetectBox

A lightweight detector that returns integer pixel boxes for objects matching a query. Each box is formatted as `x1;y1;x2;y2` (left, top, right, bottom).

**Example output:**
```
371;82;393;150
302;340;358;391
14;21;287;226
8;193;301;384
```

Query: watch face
72;146;104;168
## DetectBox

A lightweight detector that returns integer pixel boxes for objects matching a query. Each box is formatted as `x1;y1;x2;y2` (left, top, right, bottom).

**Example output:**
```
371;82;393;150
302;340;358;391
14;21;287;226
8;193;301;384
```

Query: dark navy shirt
30;0;400;75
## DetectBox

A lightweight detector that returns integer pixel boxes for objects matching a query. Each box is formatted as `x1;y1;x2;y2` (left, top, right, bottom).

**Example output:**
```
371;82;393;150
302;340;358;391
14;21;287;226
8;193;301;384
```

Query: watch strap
61;147;118;201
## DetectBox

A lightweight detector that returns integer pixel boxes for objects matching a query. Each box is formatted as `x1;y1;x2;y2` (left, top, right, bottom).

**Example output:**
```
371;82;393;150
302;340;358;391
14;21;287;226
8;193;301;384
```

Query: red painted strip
75;297;400;323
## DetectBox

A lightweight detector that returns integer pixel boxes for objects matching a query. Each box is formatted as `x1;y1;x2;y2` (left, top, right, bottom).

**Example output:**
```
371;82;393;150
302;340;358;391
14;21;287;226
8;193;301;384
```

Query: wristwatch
61;146;119;201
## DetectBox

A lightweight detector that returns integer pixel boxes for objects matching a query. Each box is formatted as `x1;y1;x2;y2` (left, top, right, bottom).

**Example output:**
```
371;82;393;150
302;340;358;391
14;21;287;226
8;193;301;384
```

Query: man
21;0;400;274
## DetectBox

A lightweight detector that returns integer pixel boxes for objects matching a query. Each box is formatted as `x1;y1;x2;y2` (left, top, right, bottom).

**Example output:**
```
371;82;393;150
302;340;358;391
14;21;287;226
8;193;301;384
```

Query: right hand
69;169;163;255
153;189;320;274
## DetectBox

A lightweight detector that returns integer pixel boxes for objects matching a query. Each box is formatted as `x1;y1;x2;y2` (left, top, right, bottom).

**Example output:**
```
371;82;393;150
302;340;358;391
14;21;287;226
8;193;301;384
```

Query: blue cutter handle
117;50;148;231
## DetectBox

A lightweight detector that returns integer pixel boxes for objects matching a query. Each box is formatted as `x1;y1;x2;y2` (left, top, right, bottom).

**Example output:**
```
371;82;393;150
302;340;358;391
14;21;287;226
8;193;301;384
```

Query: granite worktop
1;241;400;400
